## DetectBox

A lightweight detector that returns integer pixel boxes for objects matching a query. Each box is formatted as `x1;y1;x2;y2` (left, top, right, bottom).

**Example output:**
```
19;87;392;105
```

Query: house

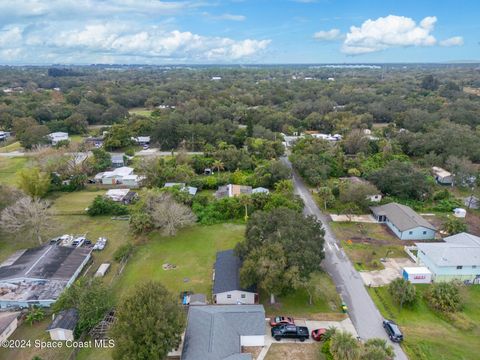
416;232;480;283
110;153;125;168
99;166;134;185
181;305;265;360
215;184;252;199
47;309;79;341
432;166;454;185
131;136;150;145
211;76;222;81
252;187;270;195
0;311;20;343
105;189;137;204
122;174;144;188
47;132;69;146
371;202;436;240
0;245;91;308
213;250;257;305
0;131;11;141
164;183;198;196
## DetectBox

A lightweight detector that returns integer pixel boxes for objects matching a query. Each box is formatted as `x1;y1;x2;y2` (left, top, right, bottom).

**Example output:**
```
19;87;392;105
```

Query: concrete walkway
330;214;377;223
359;258;416;287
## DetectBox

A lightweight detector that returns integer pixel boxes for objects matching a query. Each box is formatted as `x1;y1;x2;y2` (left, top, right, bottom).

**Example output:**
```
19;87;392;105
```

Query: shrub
87;196;129;216
388;278;417;309
425;281;463;313
113;243;134;262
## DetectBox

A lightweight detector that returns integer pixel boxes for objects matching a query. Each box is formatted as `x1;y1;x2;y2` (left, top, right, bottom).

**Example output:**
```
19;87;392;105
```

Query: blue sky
0;0;478;64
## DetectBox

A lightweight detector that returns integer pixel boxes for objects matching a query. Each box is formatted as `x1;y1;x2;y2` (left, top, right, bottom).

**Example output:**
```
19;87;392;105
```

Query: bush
321;339;334;360
87;196;129;216
425;281;463;313
113;243;134;262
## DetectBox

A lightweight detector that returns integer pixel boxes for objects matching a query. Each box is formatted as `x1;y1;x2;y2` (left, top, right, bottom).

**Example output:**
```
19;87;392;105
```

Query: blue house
371;202;436;240
416;232;480;283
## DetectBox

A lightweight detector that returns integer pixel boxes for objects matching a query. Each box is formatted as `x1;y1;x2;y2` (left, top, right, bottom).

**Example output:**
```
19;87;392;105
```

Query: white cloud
0;26;23;46
440;36;464;47
215;13;246;21
313;29;342;41
342;15;438;55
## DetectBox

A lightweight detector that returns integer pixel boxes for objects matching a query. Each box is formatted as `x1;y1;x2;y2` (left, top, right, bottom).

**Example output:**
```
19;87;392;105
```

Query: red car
270;316;294;327
311;328;327;341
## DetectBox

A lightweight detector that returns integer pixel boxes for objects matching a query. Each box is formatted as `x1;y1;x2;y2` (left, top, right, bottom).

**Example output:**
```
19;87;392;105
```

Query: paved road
282;157;408;360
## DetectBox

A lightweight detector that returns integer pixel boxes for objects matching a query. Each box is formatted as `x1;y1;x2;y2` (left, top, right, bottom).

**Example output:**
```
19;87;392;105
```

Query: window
423;231;427;235
409;231;413;235
241;294;246;298
457;266;463;270
473;265;477;269
227;294;232;299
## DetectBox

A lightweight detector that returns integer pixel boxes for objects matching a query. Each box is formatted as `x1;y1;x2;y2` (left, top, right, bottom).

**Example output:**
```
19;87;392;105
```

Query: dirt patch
265;343;323;360
243;346;262;359
465;212;480;236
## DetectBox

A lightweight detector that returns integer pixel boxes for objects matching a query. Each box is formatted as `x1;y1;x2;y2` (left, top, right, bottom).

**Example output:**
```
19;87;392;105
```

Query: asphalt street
282;156;408;360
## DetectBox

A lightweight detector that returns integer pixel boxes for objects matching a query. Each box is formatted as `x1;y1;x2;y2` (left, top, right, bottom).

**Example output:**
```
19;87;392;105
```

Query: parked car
383;319;403;342
311;328;327;341
270;316;294;327
271;324;309;342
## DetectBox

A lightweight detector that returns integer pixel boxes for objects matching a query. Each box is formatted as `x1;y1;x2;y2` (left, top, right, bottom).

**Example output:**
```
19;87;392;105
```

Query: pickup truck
271;324;309;342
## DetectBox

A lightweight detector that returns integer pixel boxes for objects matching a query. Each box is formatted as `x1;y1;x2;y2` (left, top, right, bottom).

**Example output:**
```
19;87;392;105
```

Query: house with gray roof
47;308;79;341
416;232;480;283
181;305;265;360
0;245;91;309
371;202;436;240
213;250;257;305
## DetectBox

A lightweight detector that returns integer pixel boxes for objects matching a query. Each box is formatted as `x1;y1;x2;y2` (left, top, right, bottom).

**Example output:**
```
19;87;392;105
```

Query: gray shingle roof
181;305;265;360
371;203;436;231
47;308;79;331
417;242;480;267
213;250;254;294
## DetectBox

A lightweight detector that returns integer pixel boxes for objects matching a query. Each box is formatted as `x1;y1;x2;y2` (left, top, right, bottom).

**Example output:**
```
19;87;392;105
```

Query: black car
383;319;403;342
271;324;309;342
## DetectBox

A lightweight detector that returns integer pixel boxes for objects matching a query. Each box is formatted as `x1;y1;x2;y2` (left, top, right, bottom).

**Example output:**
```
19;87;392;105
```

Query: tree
369;161;430;200
0;184;23;210
343;129;370;155
131;192;196;235
87;196;129;216
421;75;439;91
111;281;186;360
442;217;468;236
236;208;325;301
388;278;417;309
25;306;46;325
339;181;380;211
90;148;112;172
330;331;361;360
240;243;299;304
53;278;112;337
16;167;51;198
425;281;463;313
0;197;52;244
317;186;335;210
103;123;133;150
212;160;224;173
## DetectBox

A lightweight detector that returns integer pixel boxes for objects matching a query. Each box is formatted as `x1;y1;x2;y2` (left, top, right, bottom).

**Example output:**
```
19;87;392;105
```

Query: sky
0;0;478;65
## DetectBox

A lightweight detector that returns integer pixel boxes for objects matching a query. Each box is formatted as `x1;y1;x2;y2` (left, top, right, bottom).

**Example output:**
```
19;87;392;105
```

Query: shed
188;294;207;306
402;267;432;284
0;312;20;343
432;167;454;185
47;309;79;341
94;263;111;278
453;208;466;218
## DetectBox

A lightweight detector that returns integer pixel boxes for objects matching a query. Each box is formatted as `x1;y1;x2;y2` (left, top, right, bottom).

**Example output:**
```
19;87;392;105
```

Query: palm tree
212;160;224;174
239;195;253;222
25;306;46;326
330;331;361;360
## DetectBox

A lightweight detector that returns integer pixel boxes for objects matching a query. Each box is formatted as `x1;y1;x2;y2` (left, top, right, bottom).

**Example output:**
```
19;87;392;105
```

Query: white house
371;203;436;240
47;309;78;341
213;250;257;305
0;312;20;343
122;174;144;188
416;232;480;283
182;305;265;360
47;132;69;145
99;167;134;185
105;189;137;204
131;136;150;145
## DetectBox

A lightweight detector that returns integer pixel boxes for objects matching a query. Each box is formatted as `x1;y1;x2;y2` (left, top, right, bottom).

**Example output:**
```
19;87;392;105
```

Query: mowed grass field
331;222;407;271
0;156;29;184
369;285;480;360
113;223;245;300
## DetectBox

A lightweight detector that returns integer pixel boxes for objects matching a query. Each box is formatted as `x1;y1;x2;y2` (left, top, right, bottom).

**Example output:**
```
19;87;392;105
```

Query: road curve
282;156;408;360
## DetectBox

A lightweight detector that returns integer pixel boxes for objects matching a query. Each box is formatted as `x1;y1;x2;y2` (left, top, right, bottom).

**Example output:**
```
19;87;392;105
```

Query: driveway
281;156;408;360
360;258;416;287
330;214;377;223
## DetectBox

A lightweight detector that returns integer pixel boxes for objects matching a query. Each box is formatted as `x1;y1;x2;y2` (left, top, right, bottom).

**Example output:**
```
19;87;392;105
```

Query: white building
0;312;20;343
47;309;78;341
47;132;69;145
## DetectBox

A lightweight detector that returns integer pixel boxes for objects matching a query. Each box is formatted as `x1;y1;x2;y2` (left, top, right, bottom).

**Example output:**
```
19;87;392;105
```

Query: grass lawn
0;141;22;153
369;285;480;360
0;157;29;184
113;223;246;300
128;107;153;117
331;222;407;271
263;272;342;319
265;343;323;360
49;189;105;214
